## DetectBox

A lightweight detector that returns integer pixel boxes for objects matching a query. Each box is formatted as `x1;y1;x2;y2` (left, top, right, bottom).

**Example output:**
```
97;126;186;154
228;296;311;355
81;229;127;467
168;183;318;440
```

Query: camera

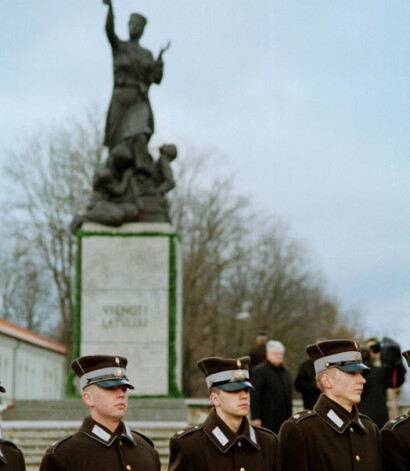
369;337;403;369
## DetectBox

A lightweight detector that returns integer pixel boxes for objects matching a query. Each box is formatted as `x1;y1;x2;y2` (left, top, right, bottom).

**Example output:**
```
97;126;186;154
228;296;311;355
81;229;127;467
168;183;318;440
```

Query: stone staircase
1;399;189;470
2;398;188;421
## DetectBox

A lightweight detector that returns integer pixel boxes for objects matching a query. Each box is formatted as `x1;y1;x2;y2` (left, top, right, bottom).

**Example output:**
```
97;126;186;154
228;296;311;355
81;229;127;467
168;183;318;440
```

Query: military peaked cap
197;356;254;392
72;355;134;390
306;339;369;374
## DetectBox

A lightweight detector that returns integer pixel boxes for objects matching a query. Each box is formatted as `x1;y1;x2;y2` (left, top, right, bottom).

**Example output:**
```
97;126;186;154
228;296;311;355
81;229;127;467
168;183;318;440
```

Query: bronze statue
103;0;170;171
71;1;176;232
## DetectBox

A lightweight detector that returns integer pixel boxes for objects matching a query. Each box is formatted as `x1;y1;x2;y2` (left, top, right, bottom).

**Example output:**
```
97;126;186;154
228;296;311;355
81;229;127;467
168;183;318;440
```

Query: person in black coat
248;331;268;373
294;358;321;409
168;356;281;471
359;337;406;428
381;349;410;471
279;339;380;471
40;355;160;471
250;340;293;433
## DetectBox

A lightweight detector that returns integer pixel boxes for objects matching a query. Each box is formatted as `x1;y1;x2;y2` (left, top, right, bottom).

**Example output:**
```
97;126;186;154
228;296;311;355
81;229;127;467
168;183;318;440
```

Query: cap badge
115;357;120;366
234;370;245;380
355;353;360;361
237;360;241;368
114;369;124;378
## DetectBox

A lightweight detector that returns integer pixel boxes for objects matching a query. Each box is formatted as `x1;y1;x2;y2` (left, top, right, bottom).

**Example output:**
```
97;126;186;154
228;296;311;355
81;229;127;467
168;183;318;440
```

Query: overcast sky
1;1;409;368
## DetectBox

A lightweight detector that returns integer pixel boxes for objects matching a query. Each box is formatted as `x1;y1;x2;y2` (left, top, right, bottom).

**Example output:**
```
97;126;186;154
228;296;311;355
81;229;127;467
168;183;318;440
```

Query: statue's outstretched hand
158;41;171;60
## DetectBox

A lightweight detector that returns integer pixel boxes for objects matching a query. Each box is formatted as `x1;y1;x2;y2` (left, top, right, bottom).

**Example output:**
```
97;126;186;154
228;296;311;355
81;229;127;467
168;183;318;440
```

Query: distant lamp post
236;311;251;321
236;306;251;353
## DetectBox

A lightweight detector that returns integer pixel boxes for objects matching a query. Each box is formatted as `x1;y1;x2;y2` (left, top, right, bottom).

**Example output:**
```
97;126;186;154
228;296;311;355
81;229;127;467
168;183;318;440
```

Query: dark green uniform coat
381;412;410;471
0;439;25;470
168;408;280;471
39;416;160;471
278;394;380;471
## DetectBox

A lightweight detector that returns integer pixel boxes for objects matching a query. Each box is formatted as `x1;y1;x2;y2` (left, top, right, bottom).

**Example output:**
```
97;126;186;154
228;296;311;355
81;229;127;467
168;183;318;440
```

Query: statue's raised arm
103;0;118;48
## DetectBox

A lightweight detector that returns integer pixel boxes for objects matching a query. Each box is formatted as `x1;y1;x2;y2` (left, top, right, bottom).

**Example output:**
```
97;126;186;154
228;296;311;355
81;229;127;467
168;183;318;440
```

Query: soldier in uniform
279;339;381;471
0;382;26;470
381;349;410;471
40;355;161;471
168;355;281;471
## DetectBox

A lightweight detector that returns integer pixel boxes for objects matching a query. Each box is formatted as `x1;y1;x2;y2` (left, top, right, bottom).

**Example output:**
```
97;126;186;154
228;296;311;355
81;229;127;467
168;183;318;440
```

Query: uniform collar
202;408;260;453
314;394;367;434
80;416;137;447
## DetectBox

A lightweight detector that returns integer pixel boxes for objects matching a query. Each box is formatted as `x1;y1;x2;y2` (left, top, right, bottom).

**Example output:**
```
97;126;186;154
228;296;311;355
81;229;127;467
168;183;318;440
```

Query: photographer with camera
359;337;406;428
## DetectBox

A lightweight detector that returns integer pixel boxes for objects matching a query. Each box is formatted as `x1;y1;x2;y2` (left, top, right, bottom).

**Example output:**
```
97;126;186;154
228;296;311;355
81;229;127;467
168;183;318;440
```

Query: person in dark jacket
250;340;293;433
279;339;380;471
294;357;321;409
168;355;280;471
0;382;26;470
381;349;410;471
40;355;160;471
359;337;406;428
248;331;268;373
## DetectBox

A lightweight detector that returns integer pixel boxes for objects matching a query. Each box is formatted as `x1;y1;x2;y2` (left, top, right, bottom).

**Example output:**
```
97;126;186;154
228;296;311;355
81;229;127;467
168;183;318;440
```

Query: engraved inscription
101;304;148;329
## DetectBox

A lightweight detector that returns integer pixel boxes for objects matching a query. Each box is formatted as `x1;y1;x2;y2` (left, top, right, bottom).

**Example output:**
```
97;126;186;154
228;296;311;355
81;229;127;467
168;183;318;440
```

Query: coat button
119;440;123;446
238;441;242;447
240;468;245;471
349;427;354;433
355;455;360;462
126;465;132;470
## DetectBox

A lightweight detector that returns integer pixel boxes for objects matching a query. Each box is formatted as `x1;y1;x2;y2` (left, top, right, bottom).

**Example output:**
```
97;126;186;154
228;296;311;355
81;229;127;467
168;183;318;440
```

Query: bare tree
170;155;361;396
2;111;104;360
0;238;51;332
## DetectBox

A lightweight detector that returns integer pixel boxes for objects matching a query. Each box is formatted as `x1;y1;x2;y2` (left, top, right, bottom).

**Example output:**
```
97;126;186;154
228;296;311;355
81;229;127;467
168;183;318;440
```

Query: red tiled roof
0;318;66;354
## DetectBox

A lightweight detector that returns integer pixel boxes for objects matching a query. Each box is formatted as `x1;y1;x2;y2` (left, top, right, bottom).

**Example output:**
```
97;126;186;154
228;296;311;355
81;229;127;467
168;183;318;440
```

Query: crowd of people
2;336;409;470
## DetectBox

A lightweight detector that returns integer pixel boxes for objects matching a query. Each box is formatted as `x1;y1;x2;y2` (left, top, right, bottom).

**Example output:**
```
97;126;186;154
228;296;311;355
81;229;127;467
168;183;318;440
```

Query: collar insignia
327;409;344;428
92;425;111;442
249;425;257;444
212;426;229;446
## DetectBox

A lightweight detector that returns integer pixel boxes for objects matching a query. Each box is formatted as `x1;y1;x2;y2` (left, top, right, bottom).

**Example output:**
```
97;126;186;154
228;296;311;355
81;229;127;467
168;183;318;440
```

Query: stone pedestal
73;223;182;396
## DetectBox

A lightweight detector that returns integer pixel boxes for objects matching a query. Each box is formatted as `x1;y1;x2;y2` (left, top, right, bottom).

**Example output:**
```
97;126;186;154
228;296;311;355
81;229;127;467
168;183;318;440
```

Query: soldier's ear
82;389;94;407
320;372;333;390
210;390;220;408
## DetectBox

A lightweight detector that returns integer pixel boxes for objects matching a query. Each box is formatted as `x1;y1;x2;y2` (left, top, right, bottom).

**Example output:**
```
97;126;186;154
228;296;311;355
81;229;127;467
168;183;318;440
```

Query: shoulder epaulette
0;439;19;449
173;425;202;439
131;430;155;447
48;435;73;453
383;414;409;431
289;409;316;424
252;425;275;435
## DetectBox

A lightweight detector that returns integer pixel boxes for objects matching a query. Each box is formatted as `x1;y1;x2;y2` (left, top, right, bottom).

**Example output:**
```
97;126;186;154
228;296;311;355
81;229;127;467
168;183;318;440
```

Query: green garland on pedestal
168;235;183;397
67;235;83;396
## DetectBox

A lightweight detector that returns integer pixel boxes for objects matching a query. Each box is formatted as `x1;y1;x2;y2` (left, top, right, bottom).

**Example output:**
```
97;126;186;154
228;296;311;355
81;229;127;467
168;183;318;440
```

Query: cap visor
96;379;135;389
336;362;369;372
217;380;254;392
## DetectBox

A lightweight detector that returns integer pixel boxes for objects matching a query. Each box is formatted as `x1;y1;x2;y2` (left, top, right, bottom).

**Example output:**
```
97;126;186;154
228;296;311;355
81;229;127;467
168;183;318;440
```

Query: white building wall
0;333;66;401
